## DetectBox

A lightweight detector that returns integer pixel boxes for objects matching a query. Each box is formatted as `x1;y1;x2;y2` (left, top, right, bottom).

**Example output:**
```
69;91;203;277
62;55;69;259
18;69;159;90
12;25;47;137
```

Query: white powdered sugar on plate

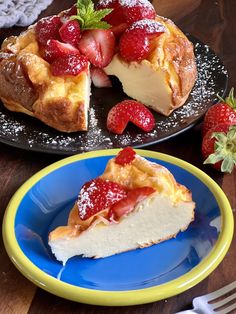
0;37;228;155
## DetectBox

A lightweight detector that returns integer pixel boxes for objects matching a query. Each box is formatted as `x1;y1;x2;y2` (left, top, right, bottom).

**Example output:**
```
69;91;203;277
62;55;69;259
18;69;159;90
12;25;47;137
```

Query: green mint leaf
72;0;113;30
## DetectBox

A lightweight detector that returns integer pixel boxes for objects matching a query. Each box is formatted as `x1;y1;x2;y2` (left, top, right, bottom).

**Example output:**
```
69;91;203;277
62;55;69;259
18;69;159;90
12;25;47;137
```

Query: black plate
0;36;228;155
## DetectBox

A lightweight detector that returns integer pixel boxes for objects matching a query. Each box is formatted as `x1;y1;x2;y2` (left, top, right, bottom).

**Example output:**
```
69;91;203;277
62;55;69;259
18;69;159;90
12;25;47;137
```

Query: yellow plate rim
2;149;234;306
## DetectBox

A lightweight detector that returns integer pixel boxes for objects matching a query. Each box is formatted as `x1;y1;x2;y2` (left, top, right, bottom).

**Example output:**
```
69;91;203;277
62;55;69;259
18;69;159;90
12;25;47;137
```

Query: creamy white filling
104;55;173;116
49;193;194;264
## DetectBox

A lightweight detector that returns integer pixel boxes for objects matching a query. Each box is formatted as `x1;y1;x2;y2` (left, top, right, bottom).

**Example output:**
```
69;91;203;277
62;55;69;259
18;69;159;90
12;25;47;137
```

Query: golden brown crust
149;16;197;114
0;27;89;132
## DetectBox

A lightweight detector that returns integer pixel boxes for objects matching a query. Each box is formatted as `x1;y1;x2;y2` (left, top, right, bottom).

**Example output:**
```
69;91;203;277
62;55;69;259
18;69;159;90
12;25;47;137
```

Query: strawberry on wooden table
77;178;127;220
107;100;155;134
202;88;236;136
202;124;236;173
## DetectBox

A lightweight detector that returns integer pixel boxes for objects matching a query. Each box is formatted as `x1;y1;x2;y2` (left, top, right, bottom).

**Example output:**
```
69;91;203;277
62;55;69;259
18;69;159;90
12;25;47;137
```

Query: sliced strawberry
59;20;81;46
119;20;165;62
35;16;62;46
107;100;155;134
96;0;156;26
108;187;156;221
43;39;80;63
51;54;88;76
202;124;236;173
77;178;127;220
115;147;136;166
91;67;112;88
77;29;115;68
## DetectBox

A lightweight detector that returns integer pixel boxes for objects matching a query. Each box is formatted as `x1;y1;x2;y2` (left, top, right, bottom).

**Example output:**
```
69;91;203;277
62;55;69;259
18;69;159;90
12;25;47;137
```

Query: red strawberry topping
43;39;80;63
78;29;115;68
77;178;127;220
35;16;62;46
59;20;81;46
108;186;156;221
96;0;156;27
51;54;88;76
202;88;236;136
202;124;236;173
119;19;165;61
115;147;136;166
91;67;112;88
119;29;150;61
107;100;155;134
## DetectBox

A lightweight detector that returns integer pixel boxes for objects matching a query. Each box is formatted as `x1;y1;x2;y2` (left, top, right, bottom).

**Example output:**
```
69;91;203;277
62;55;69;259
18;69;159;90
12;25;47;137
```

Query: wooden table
0;0;235;313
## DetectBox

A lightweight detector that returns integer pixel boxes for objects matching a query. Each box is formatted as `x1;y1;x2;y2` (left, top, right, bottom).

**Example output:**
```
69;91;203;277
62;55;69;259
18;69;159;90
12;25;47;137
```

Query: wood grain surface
0;0;236;313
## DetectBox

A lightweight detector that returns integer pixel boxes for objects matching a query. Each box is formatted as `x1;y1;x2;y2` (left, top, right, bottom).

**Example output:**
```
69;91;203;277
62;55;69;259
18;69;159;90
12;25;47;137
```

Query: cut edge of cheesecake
49;192;195;264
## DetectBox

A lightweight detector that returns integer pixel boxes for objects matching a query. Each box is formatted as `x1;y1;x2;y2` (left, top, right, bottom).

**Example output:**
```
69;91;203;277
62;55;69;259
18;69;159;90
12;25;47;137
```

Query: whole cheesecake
0;0;197;132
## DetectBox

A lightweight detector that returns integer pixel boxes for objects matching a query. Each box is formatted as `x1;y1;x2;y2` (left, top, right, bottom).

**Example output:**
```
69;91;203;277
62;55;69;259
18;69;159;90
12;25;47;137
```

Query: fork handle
175;310;199;314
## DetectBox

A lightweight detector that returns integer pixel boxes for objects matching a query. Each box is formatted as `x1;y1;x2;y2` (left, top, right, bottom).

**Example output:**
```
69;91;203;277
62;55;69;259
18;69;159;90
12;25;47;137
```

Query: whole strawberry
202;124;236;173
202;88;236;136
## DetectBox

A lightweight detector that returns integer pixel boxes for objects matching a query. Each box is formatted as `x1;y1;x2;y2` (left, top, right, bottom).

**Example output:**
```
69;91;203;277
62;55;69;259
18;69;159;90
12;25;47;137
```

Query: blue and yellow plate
2;149;234;306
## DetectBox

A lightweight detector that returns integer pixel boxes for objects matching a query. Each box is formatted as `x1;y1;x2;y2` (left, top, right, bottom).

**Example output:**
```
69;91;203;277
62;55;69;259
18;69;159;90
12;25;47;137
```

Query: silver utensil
176;281;236;314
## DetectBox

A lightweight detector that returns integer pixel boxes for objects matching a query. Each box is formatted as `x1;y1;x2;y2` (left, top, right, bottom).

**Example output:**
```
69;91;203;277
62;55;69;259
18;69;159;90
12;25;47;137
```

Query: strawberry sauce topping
115;147;136;165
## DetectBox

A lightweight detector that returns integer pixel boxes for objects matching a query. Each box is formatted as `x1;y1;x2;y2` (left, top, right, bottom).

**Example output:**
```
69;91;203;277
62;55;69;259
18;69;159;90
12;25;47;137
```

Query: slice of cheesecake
49;148;195;264
104;16;197;116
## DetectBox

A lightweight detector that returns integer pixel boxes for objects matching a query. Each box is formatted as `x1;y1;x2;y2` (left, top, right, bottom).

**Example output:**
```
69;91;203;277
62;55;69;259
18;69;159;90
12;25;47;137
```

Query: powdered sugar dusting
0;38;228;154
119;0;153;9
130;19;166;33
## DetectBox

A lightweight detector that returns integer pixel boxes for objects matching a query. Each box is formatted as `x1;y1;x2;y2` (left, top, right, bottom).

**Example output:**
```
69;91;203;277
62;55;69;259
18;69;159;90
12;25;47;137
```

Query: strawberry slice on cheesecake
49;148;195;264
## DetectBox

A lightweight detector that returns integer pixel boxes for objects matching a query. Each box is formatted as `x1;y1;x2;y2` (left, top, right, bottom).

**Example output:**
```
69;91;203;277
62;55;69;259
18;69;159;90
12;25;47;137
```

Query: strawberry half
59;20;81;46
119;19;165;62
115;147;136;166
108;187;156;221
51;54;88;76
107;100;155;134
202;88;236;137
77;29;115;68
202;124;236;173
35;16;62;46
43;39;80;63
90;67;112;88
77;178;127;220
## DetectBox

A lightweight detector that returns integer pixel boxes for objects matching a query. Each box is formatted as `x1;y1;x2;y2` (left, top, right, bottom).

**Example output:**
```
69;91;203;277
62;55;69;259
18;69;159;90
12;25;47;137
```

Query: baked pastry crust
0;28;90;132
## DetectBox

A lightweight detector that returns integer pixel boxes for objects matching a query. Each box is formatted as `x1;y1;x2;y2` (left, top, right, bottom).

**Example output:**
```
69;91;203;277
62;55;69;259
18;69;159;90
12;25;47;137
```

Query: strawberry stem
217;87;236;109
204;125;236;173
